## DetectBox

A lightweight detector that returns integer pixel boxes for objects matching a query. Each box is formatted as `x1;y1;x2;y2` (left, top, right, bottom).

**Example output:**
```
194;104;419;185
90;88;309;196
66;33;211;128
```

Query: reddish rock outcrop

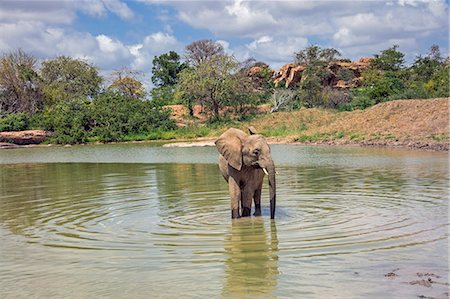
273;64;306;88
272;57;372;89
0;130;51;145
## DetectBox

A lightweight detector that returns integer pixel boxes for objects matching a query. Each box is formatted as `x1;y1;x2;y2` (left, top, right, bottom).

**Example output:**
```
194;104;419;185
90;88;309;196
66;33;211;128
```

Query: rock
247;64;271;91
0;142;20;149
248;66;263;77
272;57;372;89
273;63;306;88
409;279;433;287
0;130;51;145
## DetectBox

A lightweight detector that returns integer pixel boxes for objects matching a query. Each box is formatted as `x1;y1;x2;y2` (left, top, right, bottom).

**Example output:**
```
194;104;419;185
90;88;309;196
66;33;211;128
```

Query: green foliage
296;132;332;142
177;54;257;119
90;92;176;142
295;45;341;65
372;45;405;71
261;123;307;137
361;68;405;103
346;44;449;110
37;92;176;144
336;68;355;81
423;61;449;97
294;45;342;107
41;56;102;105
151;86;178;106
109;76;145;98
0;112;30;132
151;51;188;87
40;99;92;144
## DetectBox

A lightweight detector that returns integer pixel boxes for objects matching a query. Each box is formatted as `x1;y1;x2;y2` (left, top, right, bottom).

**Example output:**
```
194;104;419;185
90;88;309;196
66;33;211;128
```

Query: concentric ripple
0;145;448;298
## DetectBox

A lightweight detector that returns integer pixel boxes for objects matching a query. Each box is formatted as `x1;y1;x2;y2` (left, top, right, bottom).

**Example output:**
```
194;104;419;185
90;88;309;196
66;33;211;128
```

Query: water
0;144;448;298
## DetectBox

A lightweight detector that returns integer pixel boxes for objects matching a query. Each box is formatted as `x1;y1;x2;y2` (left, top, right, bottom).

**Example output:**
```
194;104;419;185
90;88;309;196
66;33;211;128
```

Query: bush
0;112;30;131
320;87;352;109
40;99;92;144
90;92;176;142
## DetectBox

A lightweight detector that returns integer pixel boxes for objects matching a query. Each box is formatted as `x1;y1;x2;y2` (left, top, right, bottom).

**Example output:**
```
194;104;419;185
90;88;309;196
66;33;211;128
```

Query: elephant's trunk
263;160;276;219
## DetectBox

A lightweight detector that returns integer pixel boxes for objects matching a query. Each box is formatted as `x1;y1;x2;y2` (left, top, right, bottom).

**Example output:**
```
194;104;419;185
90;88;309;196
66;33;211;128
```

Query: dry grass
167;98;449;150
246;98;449;150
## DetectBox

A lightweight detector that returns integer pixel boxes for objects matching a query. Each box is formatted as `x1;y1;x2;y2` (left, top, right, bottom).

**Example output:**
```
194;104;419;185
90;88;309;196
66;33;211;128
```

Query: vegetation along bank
0;40;448;150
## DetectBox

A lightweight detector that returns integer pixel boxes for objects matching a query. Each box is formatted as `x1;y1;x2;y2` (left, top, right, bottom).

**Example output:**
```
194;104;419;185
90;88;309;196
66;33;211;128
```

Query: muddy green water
0;144;448;298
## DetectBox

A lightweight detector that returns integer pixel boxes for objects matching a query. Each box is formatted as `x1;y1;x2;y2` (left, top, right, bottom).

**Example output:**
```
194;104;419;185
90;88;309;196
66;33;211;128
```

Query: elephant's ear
215;128;246;171
248;126;258;135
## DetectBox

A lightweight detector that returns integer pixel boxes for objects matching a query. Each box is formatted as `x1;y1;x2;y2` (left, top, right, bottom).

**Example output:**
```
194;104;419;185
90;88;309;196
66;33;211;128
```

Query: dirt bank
246;98;449;151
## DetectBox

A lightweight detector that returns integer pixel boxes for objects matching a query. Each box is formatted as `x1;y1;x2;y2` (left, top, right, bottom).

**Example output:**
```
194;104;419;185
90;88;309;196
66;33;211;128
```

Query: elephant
215;127;276;219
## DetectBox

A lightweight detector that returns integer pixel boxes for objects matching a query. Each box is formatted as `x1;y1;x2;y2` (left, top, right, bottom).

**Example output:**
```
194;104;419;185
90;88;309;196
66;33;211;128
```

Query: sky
0;0;448;86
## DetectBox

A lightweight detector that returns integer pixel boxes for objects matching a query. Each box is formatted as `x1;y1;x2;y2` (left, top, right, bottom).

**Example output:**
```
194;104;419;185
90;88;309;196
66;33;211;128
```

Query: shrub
0;112;30;131
90;92;176;142
40;99;92;144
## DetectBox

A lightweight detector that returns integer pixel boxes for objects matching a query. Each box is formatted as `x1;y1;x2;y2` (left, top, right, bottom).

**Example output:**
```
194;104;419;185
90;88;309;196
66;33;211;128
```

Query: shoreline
162;136;449;152
2;135;446;152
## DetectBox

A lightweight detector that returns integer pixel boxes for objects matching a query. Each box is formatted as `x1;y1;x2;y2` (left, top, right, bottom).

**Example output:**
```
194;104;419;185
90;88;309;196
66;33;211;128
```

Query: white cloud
166;0;448;64
178;0;277;37
77;0;134;20
130;32;183;70
102;0;135;20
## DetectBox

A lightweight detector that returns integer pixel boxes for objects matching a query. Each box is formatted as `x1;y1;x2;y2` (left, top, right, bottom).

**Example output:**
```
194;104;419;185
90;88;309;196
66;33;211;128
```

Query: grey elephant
215;127;276;219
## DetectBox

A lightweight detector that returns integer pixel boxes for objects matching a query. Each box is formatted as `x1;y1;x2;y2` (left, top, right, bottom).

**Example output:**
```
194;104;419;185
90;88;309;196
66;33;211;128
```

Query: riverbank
165;98;449;151
1;98;448;151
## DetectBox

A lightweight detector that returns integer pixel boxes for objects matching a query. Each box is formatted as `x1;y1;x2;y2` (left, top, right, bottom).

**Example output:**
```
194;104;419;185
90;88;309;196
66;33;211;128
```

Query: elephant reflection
222;218;279;298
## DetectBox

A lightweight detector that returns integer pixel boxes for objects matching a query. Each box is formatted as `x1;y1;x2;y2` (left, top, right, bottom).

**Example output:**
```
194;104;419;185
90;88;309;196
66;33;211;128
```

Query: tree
90;92;175;142
0;49;43;114
40;56;102;105
295;45;341;66
294;45;342;107
410;44;443;82
151;51;188;87
109;69;145;98
372;45;405;71
185;39;224;66
177;54;254;119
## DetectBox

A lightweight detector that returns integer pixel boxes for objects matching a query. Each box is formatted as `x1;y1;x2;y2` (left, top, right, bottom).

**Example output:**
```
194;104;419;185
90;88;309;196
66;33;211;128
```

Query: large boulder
272;57;372;89
273;64;306;88
0;130;51;145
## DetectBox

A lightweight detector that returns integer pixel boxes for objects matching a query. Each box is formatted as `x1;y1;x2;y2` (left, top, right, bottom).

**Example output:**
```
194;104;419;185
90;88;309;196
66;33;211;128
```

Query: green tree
372;45;405;71
40;56;102;105
294;45;342;107
40;99;92;144
151;51;187;87
151;51;188;106
177;54;255;119
0;49;43;114
109;76;145;98
90;92;175;142
295;45;341;66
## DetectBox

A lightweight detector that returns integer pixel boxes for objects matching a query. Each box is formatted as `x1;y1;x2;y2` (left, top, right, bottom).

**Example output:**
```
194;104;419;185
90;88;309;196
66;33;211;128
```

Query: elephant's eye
252;149;260;156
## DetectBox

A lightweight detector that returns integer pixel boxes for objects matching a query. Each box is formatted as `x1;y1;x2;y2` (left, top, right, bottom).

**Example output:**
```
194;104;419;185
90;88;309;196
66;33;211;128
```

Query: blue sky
0;0;448;86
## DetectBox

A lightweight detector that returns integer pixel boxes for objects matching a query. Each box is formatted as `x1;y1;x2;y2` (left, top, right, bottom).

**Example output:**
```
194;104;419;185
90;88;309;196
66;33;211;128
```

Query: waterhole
0;144;448;298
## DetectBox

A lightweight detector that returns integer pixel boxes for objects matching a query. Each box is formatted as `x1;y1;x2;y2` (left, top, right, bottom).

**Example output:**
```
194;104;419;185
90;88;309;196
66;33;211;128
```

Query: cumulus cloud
130;32;183;70
0;0;447;79
166;0;448;65
178;0;277;37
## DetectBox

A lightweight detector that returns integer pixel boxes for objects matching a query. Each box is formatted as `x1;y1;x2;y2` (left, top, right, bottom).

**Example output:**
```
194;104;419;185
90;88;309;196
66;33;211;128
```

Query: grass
296;133;332;142
369;133;397;140
429;133;450;142
261;123;308;137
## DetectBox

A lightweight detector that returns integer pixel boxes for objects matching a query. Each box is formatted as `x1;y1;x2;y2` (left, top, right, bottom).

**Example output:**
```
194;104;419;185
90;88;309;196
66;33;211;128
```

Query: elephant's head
215;127;276;219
